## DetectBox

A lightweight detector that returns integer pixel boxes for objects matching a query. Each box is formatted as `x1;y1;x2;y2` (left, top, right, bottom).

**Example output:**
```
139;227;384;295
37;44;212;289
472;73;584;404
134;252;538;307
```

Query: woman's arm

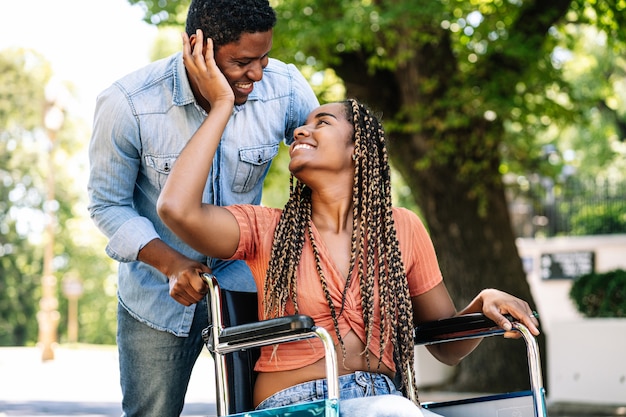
157;30;240;259
412;284;540;366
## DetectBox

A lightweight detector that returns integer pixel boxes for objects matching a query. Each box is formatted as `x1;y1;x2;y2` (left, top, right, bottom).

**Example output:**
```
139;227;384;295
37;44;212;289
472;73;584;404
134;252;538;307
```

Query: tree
127;0;626;392
0;49;118;346
0;49;47;345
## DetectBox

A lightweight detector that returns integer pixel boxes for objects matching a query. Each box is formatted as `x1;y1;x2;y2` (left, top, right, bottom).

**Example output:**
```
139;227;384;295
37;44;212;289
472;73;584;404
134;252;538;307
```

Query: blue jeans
117;299;208;417
256;371;441;417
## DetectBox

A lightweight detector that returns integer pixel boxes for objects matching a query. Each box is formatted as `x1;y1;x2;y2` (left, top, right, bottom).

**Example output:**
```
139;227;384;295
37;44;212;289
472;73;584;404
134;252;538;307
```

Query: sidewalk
0;345;621;416
0;345;215;417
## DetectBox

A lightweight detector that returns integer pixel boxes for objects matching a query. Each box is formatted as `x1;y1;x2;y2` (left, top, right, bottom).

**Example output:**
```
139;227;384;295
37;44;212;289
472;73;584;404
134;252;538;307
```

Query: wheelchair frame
414;313;547;416
201;273;547;417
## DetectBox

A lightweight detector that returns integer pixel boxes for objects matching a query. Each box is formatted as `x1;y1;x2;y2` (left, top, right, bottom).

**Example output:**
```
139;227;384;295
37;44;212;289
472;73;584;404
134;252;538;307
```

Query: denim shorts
256;371;402;410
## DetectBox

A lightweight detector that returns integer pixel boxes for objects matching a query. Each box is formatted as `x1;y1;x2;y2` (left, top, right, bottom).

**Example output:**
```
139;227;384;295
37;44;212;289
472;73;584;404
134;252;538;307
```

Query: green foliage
129;0;626;214
127;0;188;26
570;269;626;317
0;49;48;345
570;202;626;236
261;145;291;208
269;1;580;215
0;49;118;346
0;49;49;131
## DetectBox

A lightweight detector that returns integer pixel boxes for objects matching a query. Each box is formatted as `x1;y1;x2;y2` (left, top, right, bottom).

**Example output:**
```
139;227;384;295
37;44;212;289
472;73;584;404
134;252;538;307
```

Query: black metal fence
508;177;626;238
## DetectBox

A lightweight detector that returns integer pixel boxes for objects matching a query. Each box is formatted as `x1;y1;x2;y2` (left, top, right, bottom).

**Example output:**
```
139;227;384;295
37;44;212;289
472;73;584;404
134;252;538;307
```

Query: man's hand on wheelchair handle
167;259;212;306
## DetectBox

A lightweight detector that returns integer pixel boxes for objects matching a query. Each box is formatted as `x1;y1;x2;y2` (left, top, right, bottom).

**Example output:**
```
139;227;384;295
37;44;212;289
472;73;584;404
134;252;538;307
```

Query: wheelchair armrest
219;314;315;345
413;313;547;417
414;313;513;344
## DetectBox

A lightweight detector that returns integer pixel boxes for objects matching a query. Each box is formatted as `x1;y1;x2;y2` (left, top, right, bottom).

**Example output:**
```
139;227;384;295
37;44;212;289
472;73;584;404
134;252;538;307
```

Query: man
87;0;319;415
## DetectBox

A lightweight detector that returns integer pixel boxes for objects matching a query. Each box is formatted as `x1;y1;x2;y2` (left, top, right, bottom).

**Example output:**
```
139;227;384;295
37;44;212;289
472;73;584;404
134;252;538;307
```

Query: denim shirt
87;53;319;336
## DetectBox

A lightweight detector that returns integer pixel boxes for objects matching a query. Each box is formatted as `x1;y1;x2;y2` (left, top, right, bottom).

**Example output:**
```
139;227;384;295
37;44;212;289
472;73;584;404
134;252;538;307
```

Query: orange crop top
225;205;443;373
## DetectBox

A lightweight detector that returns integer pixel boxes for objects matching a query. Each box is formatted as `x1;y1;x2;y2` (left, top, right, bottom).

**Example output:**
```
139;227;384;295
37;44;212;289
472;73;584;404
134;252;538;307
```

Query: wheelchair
201;273;547;417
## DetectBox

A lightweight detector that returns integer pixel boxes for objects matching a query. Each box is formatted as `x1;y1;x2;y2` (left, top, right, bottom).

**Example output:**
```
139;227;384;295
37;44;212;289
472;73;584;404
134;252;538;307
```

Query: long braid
263;176;310;319
347;99;418;401
308;222;348;362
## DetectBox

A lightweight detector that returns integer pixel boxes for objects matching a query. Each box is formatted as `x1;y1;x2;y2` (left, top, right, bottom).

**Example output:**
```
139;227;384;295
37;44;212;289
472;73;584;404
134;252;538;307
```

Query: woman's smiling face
288;102;355;178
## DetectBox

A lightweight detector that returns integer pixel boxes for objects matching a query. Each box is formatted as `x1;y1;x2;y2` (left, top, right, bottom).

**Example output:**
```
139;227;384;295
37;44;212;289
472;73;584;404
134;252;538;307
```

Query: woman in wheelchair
157;33;540;417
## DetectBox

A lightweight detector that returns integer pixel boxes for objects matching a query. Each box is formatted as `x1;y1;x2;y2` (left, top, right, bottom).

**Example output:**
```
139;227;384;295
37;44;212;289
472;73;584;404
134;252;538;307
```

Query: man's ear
189;32;198;49
189;33;211;55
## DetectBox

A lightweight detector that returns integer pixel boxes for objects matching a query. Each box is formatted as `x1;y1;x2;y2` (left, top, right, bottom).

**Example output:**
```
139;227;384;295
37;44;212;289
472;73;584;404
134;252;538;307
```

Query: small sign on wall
540;251;595;280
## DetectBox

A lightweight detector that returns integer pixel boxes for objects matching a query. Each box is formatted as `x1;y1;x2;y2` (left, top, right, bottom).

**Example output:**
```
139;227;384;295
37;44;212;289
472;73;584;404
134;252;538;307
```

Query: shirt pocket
144;154;178;189
232;144;278;193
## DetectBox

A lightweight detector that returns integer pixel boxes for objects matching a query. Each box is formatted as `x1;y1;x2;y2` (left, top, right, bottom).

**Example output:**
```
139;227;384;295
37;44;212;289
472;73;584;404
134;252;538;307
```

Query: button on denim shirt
87;53;319;336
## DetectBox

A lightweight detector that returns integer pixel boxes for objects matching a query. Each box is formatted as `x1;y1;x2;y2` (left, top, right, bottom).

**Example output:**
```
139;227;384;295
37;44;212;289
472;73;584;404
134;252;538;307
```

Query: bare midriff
252;330;394;407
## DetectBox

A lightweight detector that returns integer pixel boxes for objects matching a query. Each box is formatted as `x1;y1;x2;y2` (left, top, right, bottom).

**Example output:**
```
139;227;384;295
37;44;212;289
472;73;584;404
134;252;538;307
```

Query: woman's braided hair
263;99;418;401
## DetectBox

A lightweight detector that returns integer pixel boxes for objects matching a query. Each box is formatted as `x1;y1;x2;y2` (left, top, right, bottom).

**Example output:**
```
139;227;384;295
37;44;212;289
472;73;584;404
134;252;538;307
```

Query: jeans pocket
353;372;396;397
256;382;318;410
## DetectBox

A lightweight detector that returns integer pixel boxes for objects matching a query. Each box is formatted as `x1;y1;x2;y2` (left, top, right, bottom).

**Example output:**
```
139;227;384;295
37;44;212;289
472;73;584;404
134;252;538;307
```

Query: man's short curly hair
185;0;276;48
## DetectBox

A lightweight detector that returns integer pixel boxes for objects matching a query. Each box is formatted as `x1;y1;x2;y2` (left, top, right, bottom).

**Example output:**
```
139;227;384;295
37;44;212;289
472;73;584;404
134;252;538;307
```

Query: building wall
516;234;626;333
516;234;626;404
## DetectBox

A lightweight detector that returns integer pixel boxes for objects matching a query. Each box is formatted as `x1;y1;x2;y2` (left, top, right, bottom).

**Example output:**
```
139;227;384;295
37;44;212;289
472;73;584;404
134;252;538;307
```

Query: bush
569;204;626;236
569;269;626;317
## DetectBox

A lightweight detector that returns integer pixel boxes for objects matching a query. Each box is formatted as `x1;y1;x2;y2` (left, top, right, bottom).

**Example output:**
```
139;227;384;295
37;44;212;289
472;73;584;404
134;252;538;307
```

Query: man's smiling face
214;30;273;105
